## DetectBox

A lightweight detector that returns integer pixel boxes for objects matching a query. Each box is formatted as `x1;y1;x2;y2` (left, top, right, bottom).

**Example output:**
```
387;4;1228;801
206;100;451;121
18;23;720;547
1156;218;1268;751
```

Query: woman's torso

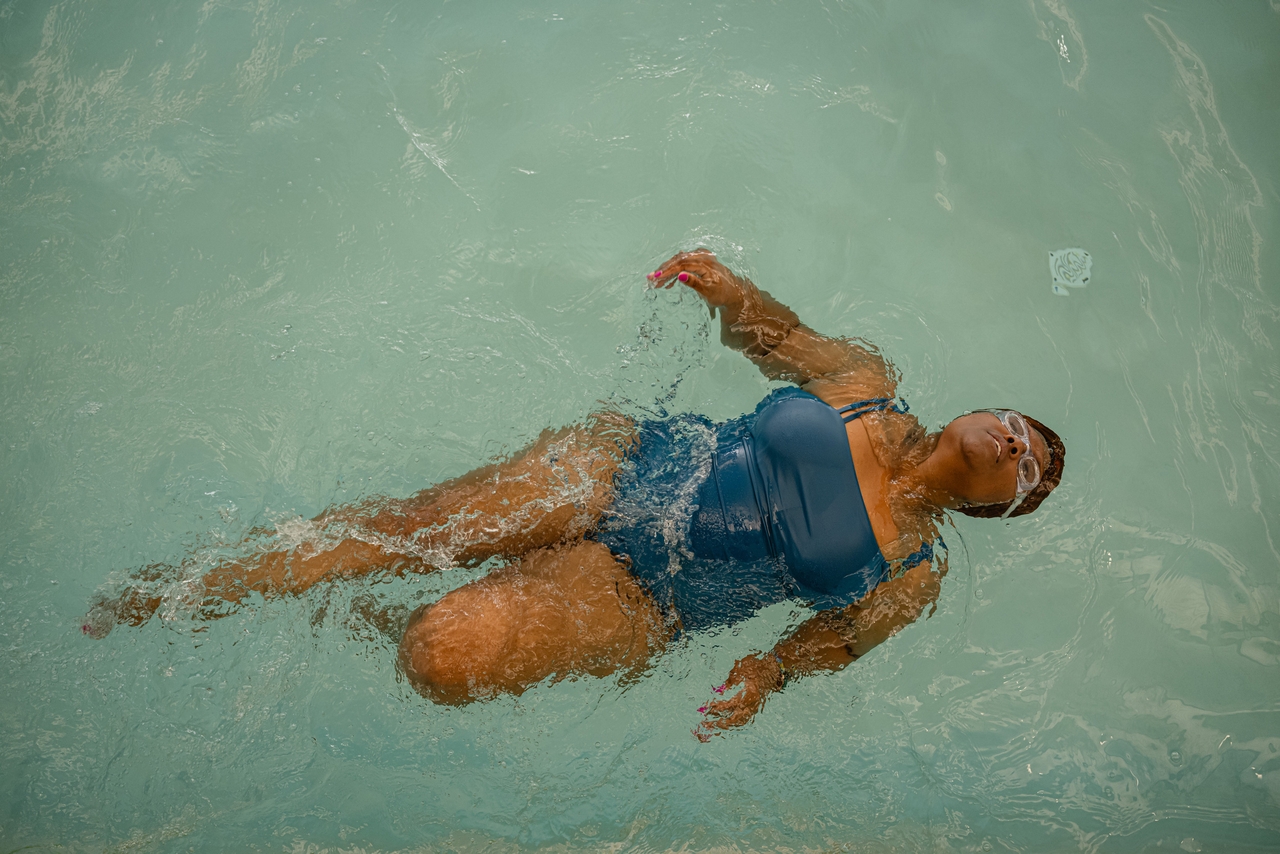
594;388;931;630
686;389;890;601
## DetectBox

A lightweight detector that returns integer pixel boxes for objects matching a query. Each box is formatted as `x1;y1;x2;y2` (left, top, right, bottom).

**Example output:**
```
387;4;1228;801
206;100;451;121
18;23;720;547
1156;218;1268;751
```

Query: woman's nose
1004;433;1026;456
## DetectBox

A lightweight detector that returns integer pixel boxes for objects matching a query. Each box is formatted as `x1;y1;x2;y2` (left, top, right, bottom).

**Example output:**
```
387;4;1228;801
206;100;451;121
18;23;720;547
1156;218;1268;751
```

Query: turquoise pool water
2;0;1279;850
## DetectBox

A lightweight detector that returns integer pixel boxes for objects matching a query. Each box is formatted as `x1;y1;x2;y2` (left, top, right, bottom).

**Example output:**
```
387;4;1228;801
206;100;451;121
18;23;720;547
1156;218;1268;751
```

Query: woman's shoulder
868;408;927;449
881;525;947;573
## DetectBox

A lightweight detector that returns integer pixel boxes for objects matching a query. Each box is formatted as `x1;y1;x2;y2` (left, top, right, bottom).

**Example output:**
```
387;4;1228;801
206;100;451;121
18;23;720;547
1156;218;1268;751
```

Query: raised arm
651;249;895;400
695;558;945;738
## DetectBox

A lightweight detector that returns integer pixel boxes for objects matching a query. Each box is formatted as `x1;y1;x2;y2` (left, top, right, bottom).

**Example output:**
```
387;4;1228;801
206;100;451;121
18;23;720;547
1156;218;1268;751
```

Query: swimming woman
86;249;1064;737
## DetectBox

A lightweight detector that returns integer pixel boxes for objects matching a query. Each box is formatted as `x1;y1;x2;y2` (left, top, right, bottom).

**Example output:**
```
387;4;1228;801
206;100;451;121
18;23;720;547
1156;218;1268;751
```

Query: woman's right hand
648;249;746;314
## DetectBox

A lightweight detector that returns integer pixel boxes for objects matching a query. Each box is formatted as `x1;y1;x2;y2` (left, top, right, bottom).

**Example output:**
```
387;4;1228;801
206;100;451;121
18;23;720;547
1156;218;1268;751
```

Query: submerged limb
696;559;945;737
398;541;665;704
81;542;425;638
327;411;636;567
82;562;178;637
86;414;637;636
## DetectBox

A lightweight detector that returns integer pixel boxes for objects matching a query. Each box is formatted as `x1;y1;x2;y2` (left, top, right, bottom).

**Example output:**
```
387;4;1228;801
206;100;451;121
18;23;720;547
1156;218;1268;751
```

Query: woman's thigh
332;413;636;566
397;540;663;703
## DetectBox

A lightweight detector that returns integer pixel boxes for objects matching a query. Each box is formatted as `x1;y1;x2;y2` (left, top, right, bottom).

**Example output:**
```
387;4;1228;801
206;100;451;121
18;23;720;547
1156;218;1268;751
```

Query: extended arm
696;559;944;737
651;249;895;400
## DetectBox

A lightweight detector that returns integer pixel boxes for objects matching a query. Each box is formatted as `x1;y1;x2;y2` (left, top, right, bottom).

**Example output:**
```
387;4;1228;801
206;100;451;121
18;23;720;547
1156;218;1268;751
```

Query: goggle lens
1004;412;1029;440
1017;455;1041;493
996;410;1041;493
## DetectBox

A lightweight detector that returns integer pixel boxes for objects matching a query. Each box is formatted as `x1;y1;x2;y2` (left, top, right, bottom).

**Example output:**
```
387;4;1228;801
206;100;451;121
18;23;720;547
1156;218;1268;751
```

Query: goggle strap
1000;490;1030;520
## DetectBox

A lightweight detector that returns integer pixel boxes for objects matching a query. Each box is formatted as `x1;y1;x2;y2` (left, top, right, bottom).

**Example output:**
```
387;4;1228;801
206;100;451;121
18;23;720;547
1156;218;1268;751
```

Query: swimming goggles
982;410;1041;518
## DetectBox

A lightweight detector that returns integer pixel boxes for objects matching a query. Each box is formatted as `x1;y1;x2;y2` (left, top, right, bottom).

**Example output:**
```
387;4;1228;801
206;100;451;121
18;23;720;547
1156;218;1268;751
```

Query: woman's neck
887;433;963;512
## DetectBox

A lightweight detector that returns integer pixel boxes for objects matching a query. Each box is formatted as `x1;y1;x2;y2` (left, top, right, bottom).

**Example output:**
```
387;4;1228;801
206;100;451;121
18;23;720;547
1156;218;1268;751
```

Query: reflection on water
1;0;1278;851
1031;0;1090;92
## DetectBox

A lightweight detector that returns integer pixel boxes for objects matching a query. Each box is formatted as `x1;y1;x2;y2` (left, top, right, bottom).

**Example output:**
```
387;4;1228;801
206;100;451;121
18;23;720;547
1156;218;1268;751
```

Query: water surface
2;0;1279;850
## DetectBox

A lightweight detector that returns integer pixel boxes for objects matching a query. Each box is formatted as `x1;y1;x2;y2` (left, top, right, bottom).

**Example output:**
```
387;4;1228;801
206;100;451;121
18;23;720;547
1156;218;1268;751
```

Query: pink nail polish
677;272;690;283
713;684;725;694
697;705;708;714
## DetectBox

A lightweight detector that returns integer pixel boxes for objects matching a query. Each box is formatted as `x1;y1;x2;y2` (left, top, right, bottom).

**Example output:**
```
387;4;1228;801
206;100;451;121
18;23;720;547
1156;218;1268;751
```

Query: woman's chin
958;434;998;471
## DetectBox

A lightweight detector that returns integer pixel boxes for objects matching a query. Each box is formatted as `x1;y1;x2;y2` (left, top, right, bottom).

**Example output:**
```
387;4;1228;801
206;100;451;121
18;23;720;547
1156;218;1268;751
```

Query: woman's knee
396;586;526;703
399;604;480;704
394;546;660;702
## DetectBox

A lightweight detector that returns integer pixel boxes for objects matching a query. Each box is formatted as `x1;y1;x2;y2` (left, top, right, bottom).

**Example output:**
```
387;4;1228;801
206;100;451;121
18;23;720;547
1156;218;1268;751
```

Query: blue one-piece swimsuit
593;387;937;631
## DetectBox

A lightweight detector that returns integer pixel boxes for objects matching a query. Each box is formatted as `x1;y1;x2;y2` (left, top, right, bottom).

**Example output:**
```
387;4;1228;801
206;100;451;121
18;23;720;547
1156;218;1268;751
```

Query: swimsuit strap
900;537;946;571
837;396;910;423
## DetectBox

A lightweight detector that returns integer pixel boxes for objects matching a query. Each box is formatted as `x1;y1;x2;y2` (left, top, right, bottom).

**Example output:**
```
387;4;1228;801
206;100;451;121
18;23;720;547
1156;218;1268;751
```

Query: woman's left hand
695;653;784;741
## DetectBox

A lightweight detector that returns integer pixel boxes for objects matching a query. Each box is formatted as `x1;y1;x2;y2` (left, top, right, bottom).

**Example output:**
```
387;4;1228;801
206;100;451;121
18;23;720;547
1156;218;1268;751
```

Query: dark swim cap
956;415;1065;519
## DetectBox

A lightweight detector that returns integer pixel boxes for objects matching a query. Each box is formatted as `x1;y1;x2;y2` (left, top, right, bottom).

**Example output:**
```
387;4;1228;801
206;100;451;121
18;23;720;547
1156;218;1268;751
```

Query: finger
703;687;753;721
682;260;729;290
650;250;721;286
702;702;755;731
702;697;733;719
673;271;704;290
647;267;679;289
653;269;707;291
700;692;732;718
656;248;716;272
649;254;684;282
652;261;706;287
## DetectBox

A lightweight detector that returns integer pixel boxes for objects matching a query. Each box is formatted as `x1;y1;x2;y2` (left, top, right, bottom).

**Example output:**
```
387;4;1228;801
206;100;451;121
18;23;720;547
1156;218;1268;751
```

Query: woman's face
936;411;1049;507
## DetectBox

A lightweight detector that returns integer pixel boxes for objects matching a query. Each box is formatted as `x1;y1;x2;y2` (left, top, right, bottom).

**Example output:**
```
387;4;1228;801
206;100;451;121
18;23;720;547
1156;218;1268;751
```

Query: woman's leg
398;541;665;703
323;411;635;568
87;414;636;634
